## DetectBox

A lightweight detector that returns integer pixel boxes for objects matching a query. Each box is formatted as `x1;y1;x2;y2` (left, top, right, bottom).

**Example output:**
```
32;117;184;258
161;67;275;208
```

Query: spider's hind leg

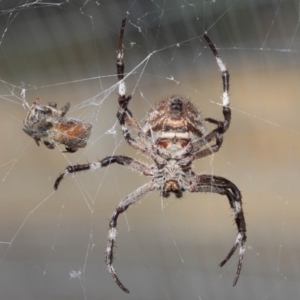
106;181;157;293
219;232;246;286
218;179;246;286
190;174;247;285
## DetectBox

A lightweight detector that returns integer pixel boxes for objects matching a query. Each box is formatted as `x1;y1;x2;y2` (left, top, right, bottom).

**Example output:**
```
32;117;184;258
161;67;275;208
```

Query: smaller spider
23;98;92;153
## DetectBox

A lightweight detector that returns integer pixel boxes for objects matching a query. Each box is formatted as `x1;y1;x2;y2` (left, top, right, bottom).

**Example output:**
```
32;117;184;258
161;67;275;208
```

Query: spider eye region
168;97;184;118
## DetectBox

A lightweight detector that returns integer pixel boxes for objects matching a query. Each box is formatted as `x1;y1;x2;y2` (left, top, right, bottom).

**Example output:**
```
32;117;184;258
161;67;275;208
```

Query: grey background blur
0;0;300;299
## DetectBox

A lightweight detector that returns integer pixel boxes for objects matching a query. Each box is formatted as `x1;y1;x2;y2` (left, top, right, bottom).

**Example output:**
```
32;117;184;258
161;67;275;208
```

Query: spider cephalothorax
54;18;247;293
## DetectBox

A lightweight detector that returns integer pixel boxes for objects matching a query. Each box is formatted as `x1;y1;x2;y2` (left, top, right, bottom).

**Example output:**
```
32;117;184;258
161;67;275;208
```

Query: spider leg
43;140;55;150
115;19;165;164
54;155;152;190
203;33;230;108
187;116;227;162
116;18;137;129
189;174;246;286
59;102;70;117
192;127;224;160
116;18;137;134
106;181;157;293
189;34;231;160
47;102;57;109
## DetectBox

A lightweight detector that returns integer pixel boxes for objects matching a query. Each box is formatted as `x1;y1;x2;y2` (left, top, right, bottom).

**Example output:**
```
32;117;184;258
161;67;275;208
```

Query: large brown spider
54;18;247;293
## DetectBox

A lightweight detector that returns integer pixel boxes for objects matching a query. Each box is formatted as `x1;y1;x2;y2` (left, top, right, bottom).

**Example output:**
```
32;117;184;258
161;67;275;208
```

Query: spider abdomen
144;96;205;144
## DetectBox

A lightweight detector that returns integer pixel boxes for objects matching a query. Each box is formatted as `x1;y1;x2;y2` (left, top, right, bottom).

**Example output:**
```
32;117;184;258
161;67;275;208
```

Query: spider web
0;0;299;299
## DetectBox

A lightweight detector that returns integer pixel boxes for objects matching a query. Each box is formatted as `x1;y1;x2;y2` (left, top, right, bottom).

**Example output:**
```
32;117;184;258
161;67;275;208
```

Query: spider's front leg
116;18;135;131
116;18;147;140
189;174;247;285
115;19;166;166
191;33;231;160
106;181;157;293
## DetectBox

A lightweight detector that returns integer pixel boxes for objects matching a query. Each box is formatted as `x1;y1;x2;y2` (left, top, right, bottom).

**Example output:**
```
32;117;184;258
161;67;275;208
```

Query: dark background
0;0;300;299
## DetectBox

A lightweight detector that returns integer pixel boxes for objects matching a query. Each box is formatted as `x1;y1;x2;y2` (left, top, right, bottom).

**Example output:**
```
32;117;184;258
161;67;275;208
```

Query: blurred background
0;0;300;299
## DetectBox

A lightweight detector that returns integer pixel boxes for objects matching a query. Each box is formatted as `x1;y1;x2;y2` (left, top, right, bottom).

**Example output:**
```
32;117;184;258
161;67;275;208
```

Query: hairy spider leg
189;34;231;160
115;18;167;166
190;174;247;286
106;181;157;293
54;155;152;190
